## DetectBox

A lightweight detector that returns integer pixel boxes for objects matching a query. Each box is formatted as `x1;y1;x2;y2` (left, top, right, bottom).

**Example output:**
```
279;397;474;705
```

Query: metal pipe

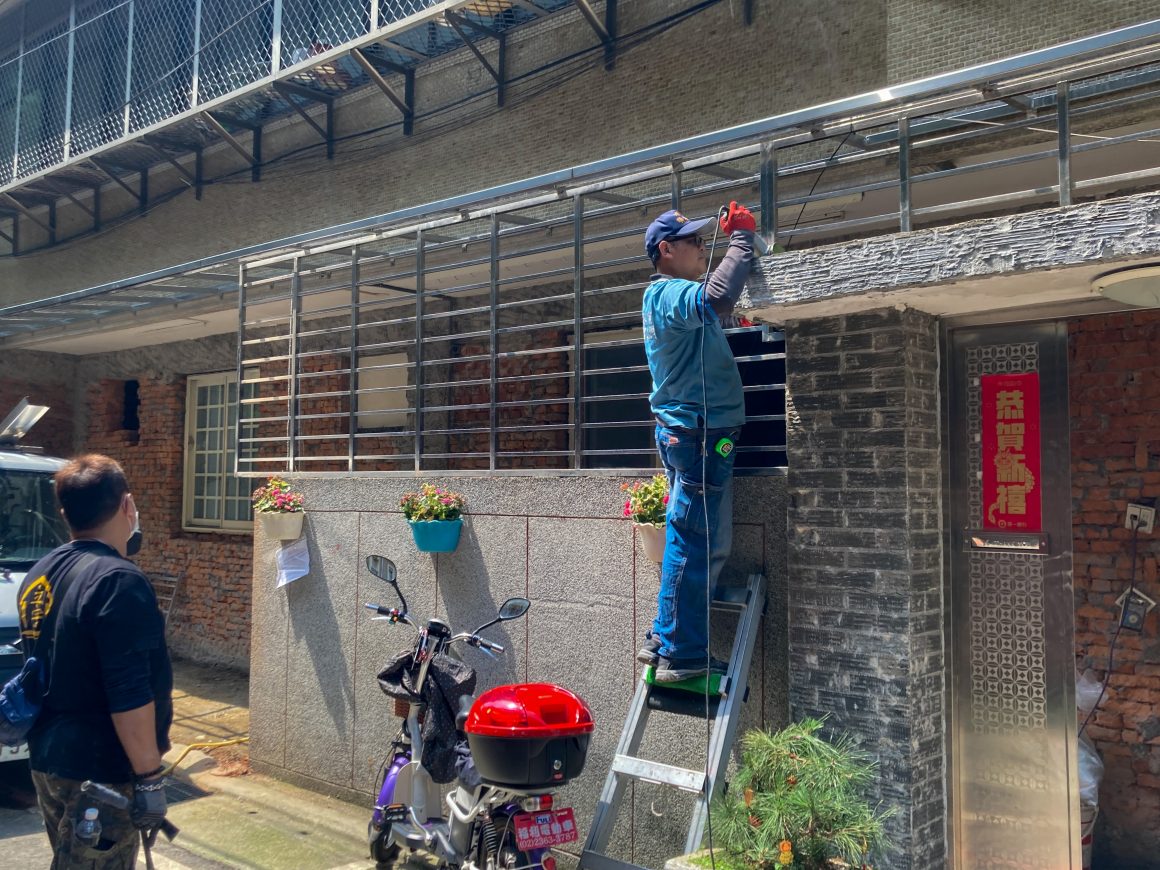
1057;80;1072;206
898;116;911;232
348;246;360;473
62;0;77;160
489;213;499;471
760;142;777;248
288;257;301;471
191;0;203;107
414;229;425;472
572;194;584;469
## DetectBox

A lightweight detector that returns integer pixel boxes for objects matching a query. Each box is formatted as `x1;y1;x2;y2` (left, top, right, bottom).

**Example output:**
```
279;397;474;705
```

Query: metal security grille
237;164;788;475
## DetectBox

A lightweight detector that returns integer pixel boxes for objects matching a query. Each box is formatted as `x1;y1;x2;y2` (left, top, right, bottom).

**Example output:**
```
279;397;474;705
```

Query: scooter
364;555;594;870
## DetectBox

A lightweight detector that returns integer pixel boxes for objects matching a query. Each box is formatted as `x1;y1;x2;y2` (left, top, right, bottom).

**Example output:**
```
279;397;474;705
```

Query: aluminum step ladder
579;573;767;870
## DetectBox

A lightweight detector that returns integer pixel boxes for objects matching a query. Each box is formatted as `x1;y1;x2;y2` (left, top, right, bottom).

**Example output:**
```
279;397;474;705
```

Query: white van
0;400;68;763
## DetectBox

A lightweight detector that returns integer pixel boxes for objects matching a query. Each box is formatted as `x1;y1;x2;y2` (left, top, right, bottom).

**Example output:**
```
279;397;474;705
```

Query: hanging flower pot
251;477;306;541
408;518;464;553
621;474;669;564
257;511;305;541
400;484;467;554
634;522;666;563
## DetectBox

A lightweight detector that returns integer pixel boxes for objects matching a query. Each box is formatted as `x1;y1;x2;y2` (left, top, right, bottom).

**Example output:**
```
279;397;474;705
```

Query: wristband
133;765;166;781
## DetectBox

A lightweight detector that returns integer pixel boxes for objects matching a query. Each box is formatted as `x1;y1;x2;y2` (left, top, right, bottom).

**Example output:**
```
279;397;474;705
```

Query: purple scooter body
372;752;409;827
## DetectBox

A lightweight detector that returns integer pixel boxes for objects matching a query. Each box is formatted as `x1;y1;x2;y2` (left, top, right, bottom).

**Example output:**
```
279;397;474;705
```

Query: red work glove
719;201;757;234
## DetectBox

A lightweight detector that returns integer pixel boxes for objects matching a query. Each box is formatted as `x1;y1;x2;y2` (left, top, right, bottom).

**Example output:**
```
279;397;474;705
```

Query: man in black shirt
18;454;172;868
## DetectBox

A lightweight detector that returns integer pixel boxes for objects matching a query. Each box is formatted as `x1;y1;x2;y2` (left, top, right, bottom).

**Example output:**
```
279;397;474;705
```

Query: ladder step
579;850;653;870
646;685;722;718
710;584;751;612
611;755;705;793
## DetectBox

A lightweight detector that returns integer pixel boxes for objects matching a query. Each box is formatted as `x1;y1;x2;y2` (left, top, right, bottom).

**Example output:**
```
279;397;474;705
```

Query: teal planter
409;518;463;553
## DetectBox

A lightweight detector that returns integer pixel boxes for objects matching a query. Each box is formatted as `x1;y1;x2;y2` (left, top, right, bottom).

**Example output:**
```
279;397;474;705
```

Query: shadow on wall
436;519;523;688
286;528;354;735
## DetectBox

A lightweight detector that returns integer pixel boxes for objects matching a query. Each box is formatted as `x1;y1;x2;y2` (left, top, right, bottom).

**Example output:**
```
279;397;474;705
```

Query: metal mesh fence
0;49;18;186
1;0;512;184
70;0;131;156
199;0;274;104
127;0;197;134
15;21;69;176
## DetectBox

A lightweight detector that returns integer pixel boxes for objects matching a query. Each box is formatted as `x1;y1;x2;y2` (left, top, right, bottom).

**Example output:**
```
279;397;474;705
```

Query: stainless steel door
946;321;1079;870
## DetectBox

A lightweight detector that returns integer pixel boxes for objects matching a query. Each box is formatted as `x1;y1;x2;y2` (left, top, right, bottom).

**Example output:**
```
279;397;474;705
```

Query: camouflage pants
31;770;140;870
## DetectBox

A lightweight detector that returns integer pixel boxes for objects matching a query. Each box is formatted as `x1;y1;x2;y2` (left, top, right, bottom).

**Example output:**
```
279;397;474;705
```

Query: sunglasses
664;234;705;250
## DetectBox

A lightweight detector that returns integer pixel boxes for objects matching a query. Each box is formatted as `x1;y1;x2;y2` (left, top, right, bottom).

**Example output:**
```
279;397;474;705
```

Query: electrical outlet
1116;587;1157;632
1126;503;1156;534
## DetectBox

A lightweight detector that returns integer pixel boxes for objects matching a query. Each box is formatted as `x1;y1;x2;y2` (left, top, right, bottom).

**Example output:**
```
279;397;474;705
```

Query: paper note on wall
276;536;311;587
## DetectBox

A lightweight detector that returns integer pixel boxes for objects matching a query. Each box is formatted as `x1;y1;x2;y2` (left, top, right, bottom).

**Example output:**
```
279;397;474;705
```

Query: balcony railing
0;0;575;245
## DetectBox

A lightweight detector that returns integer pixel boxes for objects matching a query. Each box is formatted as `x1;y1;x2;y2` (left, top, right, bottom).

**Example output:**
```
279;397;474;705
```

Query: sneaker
653;656;730;683
636;634;661;665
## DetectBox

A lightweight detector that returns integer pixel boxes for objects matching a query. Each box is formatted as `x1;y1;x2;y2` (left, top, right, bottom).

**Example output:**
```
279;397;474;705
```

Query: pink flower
663;495;669;504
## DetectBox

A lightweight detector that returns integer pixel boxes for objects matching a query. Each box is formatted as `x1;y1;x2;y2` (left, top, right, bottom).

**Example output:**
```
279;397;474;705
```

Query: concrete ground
0;657;384;870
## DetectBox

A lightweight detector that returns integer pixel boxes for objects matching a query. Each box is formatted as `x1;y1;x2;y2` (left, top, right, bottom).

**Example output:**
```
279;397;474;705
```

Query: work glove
719;201;756;235
130;775;168;831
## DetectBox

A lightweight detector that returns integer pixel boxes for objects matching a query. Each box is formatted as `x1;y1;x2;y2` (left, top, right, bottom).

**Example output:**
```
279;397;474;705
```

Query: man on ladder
638;202;758;682
580;205;765;870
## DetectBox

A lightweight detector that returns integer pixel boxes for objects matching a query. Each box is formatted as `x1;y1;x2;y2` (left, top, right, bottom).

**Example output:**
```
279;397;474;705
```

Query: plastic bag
1078;732;1104;808
1077;669;1103;715
276;536;310;588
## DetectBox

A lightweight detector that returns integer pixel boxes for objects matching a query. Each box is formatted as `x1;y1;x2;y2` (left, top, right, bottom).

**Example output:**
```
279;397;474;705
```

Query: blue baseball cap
644;210;713;263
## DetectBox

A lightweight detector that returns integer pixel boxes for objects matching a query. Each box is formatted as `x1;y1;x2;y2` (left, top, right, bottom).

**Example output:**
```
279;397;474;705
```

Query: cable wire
1079;517;1143;737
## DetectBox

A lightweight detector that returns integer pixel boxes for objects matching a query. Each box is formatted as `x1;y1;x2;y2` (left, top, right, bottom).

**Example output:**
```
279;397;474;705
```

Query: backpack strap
27;550;101;673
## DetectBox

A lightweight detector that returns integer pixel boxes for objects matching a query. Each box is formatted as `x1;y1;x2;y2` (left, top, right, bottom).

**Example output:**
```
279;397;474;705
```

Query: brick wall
784;307;944;870
1070;309;1160;868
86;377;252;670
886;0;1160;82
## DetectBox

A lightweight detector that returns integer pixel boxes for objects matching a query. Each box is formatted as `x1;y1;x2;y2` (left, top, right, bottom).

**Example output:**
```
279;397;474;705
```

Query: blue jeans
650;424;738;664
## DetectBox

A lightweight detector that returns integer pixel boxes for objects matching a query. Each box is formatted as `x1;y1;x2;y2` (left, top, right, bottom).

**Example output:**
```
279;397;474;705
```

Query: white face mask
126;507;142;557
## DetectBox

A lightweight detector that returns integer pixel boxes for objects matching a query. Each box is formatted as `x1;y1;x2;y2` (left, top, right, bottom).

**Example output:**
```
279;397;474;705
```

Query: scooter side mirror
498;597;530;620
473;597;531;635
366;555;398;584
366;555;407;613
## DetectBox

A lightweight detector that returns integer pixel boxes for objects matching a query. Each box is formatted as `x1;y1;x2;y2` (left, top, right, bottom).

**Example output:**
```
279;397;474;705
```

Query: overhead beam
273;83;331;149
0;224;12;245
350;48;415;134
497;212;541;226
143;138;197;187
201;112;259;167
586;190;633;205
1;193;54;234
381;39;428;61
698;164;753;181
443;13;507;106
574;0;617;69
88;158;143;201
273;80;335;105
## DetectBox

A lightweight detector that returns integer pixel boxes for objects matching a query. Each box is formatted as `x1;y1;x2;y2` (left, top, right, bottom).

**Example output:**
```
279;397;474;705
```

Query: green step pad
643;665;723;695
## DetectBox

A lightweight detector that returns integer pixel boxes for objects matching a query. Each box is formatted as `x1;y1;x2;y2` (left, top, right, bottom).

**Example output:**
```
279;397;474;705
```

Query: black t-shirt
18;540;173;783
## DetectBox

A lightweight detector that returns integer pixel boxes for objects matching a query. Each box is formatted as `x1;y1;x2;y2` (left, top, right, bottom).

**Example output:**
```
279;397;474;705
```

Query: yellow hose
164;736;249;772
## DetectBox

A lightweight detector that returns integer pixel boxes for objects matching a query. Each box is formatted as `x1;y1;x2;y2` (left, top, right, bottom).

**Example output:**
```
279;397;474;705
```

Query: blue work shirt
642;276;745;430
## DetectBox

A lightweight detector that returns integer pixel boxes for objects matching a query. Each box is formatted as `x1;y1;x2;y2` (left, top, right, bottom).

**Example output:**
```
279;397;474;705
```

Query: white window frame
182;369;257;533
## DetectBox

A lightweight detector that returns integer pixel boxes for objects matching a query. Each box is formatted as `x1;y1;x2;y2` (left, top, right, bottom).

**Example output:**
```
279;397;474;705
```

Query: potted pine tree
400;483;467;553
700;717;894;869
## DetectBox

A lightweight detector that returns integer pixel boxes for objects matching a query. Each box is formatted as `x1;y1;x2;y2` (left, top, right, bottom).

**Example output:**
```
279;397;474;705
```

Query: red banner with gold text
981;372;1042;531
